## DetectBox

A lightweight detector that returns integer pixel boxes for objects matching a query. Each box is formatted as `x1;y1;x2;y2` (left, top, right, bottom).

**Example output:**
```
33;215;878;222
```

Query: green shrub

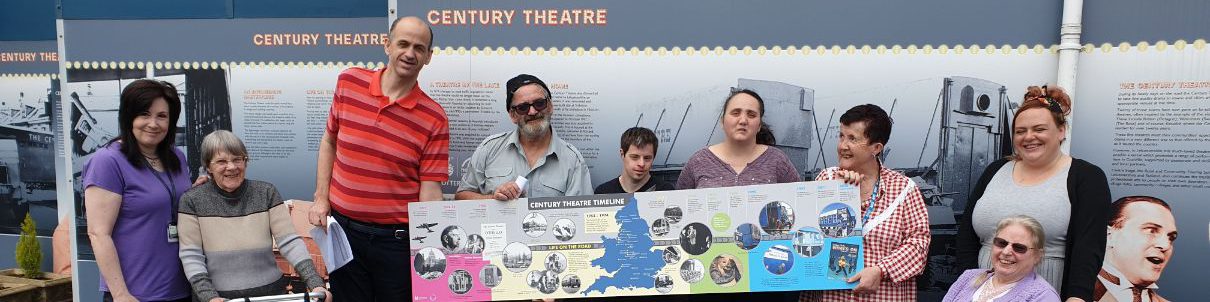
15;213;41;279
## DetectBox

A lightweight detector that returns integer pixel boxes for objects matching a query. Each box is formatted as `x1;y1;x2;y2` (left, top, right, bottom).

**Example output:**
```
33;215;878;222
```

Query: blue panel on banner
1083;0;1210;44
0;41;59;74
398;0;1061;48
233;0;386;18
63;18;386;62
0;0;56;40
60;0;232;19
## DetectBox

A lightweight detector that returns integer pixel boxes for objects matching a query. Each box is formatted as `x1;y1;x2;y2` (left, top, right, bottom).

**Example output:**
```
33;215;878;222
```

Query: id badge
167;223;179;243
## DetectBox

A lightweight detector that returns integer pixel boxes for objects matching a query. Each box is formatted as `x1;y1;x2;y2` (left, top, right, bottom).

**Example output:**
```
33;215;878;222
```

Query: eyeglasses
510;98;549;113
210;157;248;167
993;237;1037;254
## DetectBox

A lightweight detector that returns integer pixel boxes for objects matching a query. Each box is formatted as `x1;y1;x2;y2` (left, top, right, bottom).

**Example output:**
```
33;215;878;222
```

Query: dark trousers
329;211;412;302
102;292;191;302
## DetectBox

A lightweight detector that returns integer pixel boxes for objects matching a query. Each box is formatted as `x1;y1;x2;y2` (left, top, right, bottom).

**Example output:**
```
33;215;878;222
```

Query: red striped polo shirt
326;67;449;224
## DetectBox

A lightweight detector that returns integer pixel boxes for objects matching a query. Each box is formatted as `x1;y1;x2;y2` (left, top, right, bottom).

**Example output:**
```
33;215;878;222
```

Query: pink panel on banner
412;254;491;301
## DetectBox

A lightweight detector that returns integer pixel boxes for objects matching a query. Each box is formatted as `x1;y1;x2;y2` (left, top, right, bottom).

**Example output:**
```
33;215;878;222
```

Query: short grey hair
995;215;1046;253
200;130;248;168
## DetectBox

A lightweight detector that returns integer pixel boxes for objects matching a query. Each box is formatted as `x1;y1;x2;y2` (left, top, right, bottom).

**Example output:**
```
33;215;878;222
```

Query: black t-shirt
593;177;675;194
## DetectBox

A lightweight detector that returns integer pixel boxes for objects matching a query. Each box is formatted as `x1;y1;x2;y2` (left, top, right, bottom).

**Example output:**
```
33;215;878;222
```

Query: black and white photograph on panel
448;269;472;294
544;252;567;274
479;264;502;288
441;225;467;252
522;212;548;238
526;270;542;289
0;76;59;236
664;206;682;224
414;247;447;280
654;273;674;293
679;222;712;255
662;246;681;264
650;217;669;236
561;274;580;294
465;234;485;254
552;218;575;241
503;242;533;273
680;258;703;283
537;269;559;294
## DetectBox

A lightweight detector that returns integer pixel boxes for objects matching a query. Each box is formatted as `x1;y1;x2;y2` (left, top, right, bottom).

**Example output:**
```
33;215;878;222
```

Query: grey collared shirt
458;129;593;198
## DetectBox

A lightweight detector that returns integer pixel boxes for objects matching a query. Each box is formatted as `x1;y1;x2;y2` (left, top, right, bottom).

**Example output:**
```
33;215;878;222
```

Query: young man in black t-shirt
594;127;674;194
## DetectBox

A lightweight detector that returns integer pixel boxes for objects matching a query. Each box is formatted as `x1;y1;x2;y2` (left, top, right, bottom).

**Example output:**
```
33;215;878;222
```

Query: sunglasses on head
993;237;1036;254
510;98;549;113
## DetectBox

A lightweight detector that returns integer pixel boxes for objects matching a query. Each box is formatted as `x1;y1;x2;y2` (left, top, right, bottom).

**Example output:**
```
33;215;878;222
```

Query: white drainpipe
1057;0;1084;152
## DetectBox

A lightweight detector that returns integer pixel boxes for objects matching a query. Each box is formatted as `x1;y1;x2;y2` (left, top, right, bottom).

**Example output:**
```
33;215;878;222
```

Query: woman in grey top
178;130;331;302
957;86;1110;302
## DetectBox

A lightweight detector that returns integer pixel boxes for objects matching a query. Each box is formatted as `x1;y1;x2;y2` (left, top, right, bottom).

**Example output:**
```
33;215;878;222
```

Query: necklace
975;275;1016;302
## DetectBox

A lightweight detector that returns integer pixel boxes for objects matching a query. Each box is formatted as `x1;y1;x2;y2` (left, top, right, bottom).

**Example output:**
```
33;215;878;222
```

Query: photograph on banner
65;64;354;258
407;180;862;300
419;47;1058;295
1095;195;1177;302
66;67;203;258
0;75;59;236
1073;43;1210;301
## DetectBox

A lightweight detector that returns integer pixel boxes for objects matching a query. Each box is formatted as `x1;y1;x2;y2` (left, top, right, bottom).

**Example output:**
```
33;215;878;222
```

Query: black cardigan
955;158;1110;302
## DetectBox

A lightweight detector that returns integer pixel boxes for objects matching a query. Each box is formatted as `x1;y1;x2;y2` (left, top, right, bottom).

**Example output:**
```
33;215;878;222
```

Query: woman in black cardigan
956;86;1110;302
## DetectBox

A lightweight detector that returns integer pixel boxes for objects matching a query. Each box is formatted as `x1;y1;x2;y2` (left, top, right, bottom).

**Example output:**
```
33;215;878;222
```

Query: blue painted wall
0;0;57;40
58;0;385;20
1083;0;1210;44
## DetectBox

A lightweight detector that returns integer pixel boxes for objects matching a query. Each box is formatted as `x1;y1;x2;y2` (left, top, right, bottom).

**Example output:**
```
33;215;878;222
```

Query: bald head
390;16;434;50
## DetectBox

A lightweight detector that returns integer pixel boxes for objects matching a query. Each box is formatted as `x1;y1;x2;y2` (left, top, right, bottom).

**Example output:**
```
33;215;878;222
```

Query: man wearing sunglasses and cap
456;74;593;201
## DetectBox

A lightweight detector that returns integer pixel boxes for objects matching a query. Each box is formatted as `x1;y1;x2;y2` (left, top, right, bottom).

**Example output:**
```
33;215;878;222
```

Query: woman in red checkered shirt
802;104;931;302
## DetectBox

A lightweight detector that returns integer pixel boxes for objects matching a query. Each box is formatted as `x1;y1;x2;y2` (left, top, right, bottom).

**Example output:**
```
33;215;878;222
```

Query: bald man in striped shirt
308;16;448;302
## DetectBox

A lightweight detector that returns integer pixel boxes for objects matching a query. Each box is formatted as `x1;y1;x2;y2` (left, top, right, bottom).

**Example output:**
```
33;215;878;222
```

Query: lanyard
146;158;179;224
862;173;880;224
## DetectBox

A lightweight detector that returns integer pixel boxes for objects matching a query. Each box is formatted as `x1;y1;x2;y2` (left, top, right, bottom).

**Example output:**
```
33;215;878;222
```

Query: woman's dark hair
723;89;776;145
756;123;776;145
839;104;893;153
112;79;183;173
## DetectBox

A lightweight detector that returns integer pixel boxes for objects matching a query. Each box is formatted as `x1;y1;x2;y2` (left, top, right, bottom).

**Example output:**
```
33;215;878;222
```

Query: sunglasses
510;98;549;113
993;237;1036;254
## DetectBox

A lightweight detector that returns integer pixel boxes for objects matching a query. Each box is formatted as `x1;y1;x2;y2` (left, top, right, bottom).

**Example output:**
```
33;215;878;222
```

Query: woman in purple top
676;89;800;190
83;79;192;302
674;89;799;302
944;215;1061;302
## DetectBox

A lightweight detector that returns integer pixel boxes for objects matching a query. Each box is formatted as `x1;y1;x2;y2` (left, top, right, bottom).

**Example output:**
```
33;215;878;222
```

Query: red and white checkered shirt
802;166;931;302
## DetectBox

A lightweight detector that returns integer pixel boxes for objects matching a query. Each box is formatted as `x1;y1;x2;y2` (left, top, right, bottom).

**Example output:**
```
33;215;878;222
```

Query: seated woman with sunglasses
177;130;331;302
944;215;1061;302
